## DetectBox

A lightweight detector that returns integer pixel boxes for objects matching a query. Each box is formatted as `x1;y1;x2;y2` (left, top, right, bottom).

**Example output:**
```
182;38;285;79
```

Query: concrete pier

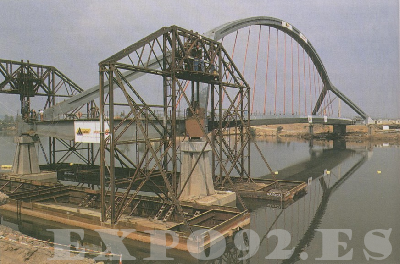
10;135;56;181
179;141;236;206
333;124;347;136
12;136;40;175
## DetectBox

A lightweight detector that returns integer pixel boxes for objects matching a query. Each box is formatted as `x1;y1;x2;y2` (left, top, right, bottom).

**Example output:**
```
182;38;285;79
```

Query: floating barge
217;177;308;202
0;174;249;252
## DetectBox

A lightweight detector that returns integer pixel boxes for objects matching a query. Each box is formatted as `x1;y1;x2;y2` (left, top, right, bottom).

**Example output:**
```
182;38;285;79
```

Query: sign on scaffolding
74;121;109;143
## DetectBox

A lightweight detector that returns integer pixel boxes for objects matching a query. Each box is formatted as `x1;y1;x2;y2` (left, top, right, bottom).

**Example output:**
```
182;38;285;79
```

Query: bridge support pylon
308;125;314;137
12;135;40;175
11;135;56;181
179;140;236;207
333;125;347;136
333;138;347;149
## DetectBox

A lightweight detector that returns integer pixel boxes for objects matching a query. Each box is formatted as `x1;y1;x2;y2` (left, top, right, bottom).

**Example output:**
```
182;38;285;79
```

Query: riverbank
0;192;8;206
0;192;101;264
251;124;400;143
0;224;103;264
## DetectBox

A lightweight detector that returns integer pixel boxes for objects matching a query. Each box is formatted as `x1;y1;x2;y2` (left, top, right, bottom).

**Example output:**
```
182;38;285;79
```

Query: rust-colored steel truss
0;59;96;167
98;26;252;225
0;59;83;116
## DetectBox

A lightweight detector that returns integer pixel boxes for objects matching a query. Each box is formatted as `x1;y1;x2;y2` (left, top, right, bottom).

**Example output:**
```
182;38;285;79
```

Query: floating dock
217;177;308;202
0;174;249;252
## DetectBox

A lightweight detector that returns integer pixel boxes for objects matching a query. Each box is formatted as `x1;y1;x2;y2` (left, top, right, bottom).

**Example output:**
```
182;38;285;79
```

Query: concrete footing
193;191;236;207
6;171;57;181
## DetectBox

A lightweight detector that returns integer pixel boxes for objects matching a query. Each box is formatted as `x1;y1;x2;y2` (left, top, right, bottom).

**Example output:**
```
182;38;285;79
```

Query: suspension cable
308;56;312;115
251;25;262;114
297;42;301;115
303;48;307;115
291;37;294;115
274;29;278;115
284;33;287;115
263;27;271;115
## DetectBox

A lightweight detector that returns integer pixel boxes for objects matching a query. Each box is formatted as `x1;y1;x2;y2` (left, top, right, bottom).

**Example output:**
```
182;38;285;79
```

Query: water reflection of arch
281;152;367;263
204;150;367;264
261;148;356;183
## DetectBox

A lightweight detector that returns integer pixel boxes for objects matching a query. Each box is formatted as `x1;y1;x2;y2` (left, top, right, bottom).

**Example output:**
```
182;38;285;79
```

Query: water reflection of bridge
203;147;368;264
261;148;356;183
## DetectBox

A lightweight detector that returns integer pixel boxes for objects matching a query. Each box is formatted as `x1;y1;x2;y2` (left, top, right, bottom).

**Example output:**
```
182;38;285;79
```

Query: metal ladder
78;194;91;207
163;205;175;222
85;194;98;208
154;203;167;220
106;196;123;220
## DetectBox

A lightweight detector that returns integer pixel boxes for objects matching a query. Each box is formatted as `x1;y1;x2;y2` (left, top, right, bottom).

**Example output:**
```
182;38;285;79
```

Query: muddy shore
0;220;107;264
0;192;102;264
0;224;103;264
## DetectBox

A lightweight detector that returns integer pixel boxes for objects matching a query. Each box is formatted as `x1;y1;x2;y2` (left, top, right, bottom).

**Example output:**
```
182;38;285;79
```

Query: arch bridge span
42;16;370;124
204;16;370;122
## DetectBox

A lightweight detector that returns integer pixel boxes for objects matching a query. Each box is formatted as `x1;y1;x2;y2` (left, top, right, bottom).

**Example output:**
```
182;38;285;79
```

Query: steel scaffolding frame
0;59;96;167
99;26;251;225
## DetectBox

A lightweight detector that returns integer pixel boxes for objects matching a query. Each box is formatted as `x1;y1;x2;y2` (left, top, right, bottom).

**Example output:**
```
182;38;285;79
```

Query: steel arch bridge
204;16;370;123
41;16;370;125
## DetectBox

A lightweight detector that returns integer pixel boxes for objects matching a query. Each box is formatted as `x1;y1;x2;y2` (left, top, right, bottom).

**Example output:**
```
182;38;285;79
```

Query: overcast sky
0;0;399;118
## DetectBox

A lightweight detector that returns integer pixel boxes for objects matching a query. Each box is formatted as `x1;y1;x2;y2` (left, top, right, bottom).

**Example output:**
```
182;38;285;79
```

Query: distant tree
3;115;15;123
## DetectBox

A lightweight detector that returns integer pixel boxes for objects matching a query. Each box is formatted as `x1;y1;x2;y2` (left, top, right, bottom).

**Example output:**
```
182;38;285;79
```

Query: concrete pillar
308;124;314;136
333;125;347;136
308;125;314;148
333;138;347;149
179;141;215;201
12;136;40;175
368;125;373;135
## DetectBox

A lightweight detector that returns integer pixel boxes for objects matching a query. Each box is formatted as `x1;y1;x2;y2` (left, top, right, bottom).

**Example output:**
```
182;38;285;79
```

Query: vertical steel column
49;69;56;165
171;29;177;193
191;82;195;107
218;80;223;180
219;45;224;180
210;83;215;180
240;87;244;178
109;66;116;224
247;78;251;180
163;33;168;169
90;100;95;165
196;82;200;103
52;69;56;165
99;67;106;222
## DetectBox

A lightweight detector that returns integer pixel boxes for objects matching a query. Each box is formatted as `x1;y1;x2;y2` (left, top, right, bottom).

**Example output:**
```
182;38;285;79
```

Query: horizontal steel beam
249;115;354;126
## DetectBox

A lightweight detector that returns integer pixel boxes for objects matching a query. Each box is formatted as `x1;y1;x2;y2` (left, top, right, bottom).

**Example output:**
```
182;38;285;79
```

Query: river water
0;133;399;263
